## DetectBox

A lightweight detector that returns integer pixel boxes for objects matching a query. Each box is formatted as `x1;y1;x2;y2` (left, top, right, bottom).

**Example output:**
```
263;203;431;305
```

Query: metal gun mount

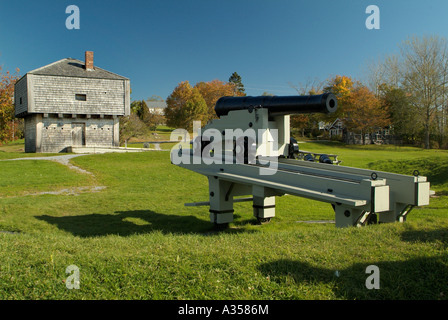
171;93;431;228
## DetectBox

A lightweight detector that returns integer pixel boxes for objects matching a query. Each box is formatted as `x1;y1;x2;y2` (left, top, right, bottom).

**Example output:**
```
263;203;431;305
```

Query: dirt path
1;154;92;175
153;143;161;150
0;154;106;197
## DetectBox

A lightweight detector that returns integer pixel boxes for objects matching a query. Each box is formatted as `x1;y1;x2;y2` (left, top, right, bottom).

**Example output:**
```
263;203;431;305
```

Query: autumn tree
323;75;356;123
165;81;207;131
131;99;164;131
0;67;20;144
322;75;391;143
290;78;324;96
345;85;390;144
142;108;164;131
119;113;146;146
194;79;244;122
290;114;313;137
290;79;325;137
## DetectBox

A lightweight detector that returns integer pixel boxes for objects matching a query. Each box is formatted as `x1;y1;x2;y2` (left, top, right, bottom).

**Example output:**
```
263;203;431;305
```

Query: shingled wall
31;75;127;116
25;114;118;153
15;54;130;153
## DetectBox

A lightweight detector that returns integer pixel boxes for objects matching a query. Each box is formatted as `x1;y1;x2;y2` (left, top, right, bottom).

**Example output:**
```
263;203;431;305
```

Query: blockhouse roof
27;58;129;80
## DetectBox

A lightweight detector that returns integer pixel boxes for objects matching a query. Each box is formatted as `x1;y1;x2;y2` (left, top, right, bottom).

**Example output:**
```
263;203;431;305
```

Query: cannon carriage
171;93;431;228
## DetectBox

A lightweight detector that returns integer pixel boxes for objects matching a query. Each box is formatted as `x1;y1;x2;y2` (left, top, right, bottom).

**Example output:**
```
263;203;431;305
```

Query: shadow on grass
434;190;448;197
36;210;249;237
259;257;448;300
401;228;448;246
155;127;175;133
298;140;344;147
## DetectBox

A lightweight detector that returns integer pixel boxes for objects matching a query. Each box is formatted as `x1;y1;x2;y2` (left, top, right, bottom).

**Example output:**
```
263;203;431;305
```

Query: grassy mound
367;157;448;192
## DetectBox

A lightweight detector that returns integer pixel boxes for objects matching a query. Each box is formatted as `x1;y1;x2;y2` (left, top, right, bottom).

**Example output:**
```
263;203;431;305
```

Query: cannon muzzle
215;93;337;117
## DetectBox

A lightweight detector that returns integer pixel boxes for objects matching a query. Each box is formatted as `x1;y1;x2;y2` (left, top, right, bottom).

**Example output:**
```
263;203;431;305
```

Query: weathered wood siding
39;116;116;153
24;115;37;152
31;75;128;115
14;75;28;116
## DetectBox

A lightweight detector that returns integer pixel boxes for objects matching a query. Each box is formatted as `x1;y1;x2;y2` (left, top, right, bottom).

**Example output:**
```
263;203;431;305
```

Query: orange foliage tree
165;81;207;131
345;85;390;143
0;67;20;144
324;75;390;143
323;75;355;122
290;83;325;137
165;79;246;131
290;114;312;137
194;79;245;122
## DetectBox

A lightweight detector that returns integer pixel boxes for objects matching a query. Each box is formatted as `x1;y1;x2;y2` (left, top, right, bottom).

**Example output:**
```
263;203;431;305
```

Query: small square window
75;94;87;101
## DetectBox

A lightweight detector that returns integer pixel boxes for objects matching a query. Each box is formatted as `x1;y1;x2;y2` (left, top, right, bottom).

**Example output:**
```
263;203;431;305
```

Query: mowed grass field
0;139;447;299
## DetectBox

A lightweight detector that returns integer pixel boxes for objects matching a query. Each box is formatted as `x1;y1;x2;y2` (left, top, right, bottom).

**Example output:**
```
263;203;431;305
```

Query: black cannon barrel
215;93;337;117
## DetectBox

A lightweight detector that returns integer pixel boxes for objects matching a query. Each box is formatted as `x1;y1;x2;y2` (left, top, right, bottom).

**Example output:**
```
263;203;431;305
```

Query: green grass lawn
126;142;177;150
0;139;59;160
125;125;177;145
0;160;96;197
0;140;447;299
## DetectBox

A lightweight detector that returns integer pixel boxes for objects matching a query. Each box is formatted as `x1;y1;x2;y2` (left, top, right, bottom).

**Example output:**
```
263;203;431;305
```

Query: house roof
330;118;343;128
319;118;343;130
27;58;129;80
146;101;167;109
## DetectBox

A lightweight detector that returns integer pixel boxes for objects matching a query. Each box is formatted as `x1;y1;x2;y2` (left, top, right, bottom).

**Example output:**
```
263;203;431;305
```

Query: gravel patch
0;154;92;175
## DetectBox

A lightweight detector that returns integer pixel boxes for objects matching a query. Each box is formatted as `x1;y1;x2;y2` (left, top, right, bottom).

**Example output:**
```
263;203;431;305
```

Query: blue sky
1;0;448;101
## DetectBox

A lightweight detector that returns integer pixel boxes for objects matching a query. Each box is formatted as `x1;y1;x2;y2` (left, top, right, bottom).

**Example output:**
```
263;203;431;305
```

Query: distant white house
320;118;394;145
329;119;344;137
319;118;344;137
146;100;167;115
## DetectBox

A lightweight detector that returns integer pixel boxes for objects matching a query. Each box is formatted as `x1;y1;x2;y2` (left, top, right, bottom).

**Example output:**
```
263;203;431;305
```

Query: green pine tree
229;72;245;95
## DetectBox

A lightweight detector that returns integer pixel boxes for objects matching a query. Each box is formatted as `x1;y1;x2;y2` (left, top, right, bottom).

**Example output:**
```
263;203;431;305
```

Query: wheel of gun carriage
257;217;271;224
